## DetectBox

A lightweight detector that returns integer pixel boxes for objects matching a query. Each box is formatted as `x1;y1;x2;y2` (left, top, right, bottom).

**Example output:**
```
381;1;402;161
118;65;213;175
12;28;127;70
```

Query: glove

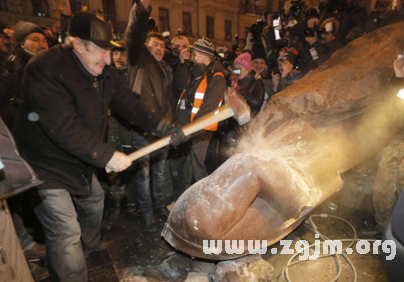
154;118;174;137
169;128;189;147
154;119;189;146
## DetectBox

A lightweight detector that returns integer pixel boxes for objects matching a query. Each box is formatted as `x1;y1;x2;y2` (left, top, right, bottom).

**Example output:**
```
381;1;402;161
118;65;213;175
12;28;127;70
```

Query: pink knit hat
233;52;252;72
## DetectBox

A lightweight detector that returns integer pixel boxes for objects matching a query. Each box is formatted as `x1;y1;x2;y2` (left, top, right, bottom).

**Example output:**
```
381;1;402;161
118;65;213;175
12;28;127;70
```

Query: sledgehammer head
225;87;250;125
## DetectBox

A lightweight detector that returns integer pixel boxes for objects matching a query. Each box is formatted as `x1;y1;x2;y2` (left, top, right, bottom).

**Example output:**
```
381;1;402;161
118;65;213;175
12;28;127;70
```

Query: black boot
145;216;159;234
102;198;122;230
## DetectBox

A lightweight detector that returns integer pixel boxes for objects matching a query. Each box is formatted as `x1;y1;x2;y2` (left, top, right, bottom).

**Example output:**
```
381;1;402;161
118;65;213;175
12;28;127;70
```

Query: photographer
251;48;273;109
163;31;189;68
170;35;191;107
219;53;265;163
232;52;265;118
319;17;344;59
319;0;366;44
281;0;306;26
246;19;267;53
298;24;328;74
273;51;303;93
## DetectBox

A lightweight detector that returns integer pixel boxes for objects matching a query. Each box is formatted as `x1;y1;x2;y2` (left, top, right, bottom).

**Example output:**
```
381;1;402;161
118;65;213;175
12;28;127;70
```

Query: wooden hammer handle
106;105;234;173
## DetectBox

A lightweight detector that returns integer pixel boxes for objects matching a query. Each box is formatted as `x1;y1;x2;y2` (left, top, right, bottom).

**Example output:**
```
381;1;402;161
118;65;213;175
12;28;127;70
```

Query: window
225;20;232;41
0;0;8;11
159;8;170;32
31;0;50;18
206;16;214;39
183;12;192;36
102;0;116;19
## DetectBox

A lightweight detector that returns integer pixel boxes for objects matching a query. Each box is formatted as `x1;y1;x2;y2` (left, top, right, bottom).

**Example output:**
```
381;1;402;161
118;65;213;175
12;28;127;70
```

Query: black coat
237;72;265;118
0;48;33;127
126;2;173;123
12;44;160;196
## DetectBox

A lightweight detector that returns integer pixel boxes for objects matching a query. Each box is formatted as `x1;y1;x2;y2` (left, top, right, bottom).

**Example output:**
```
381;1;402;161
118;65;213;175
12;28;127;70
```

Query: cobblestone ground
42;159;389;282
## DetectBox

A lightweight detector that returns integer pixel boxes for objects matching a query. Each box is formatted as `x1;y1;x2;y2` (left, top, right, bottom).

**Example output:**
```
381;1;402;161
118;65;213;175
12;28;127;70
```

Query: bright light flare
397;89;404;100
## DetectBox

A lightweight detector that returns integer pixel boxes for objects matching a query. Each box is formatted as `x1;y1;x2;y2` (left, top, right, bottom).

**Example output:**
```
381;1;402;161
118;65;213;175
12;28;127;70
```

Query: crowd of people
0;0;404;281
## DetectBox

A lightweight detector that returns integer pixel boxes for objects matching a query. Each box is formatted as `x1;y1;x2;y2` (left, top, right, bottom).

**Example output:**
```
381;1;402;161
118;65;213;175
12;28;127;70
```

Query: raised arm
125;0;152;66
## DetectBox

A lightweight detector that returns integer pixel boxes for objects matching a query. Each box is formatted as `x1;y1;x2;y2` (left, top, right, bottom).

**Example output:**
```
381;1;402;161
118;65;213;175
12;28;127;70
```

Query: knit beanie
14;21;46;44
192;37;215;57
233;52;252;72
278;51;297;68
251;43;266;61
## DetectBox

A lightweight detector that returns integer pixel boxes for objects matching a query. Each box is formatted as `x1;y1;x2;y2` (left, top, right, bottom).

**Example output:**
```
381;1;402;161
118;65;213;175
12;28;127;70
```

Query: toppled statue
162;21;404;260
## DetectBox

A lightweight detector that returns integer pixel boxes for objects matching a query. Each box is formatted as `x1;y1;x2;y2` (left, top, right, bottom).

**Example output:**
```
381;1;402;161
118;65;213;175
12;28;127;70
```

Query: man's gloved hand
154;118;175;137
154;119;189;146
169;127;189;147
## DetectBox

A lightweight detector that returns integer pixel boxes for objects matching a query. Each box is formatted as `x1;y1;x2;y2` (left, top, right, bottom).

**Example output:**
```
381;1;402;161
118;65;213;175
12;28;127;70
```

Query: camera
176;28;189;36
216;46;228;59
226;66;241;76
162;30;171;49
249;23;264;42
225;67;242;87
147;17;156;32
304;27;317;37
290;0;304;11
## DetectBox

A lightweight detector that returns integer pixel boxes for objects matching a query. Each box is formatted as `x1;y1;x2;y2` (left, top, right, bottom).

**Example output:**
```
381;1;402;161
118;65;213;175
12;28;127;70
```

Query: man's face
191;50;206;64
253;58;266;74
278;59;293;75
78;41;111;77
22;33;48;54
321;32;335;43
238;40;246;49
147;37;165;61
112;50;128;68
0;34;11;53
172;38;189;54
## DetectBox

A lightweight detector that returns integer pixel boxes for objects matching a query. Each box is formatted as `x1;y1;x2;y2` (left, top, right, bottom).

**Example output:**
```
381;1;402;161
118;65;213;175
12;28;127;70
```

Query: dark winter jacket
236;71;265;118
173;60;191;107
298;40;328;74
125;2;173;124
12;44;160;196
175;59;226;127
0;48;34;127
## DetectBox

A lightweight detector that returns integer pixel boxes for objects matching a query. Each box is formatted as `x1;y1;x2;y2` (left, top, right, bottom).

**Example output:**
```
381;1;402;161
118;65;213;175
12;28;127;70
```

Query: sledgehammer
106;88;250;173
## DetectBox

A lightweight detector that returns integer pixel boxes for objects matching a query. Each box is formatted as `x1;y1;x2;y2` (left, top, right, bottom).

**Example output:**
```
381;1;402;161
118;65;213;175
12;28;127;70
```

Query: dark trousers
190;131;214;182
169;153;192;201
33;174;104;282
125;131;168;218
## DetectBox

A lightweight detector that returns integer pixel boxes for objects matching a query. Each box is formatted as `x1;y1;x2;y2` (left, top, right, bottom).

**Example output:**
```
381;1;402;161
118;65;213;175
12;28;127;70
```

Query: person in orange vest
173;37;226;195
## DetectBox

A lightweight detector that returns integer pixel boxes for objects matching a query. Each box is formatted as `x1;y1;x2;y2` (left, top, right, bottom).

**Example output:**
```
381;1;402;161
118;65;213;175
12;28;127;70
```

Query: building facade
0;0;378;49
0;0;281;49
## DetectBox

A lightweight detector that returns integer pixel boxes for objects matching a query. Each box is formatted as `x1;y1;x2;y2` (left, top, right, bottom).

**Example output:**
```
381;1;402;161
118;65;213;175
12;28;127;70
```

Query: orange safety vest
178;72;225;131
